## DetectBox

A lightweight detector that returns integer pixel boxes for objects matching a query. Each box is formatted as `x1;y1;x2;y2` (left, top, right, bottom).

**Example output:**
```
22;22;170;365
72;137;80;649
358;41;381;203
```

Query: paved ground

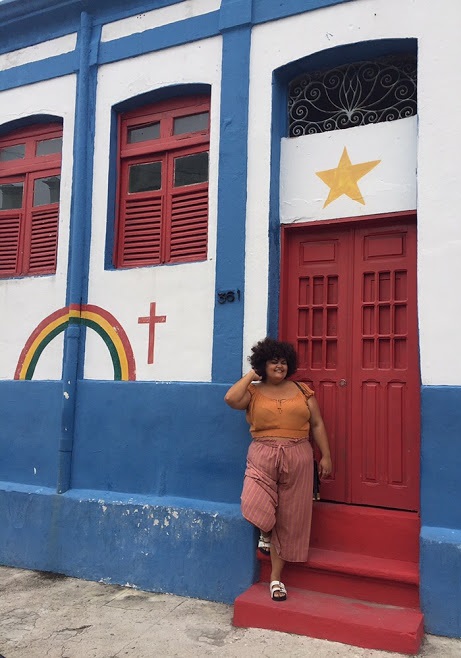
0;566;460;658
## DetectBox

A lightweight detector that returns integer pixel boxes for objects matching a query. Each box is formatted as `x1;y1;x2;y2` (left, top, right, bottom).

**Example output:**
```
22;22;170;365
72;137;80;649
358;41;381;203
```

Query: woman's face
265;357;288;383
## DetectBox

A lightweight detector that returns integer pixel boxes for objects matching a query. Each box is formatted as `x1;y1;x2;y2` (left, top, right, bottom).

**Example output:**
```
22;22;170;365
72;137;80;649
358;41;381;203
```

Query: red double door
280;216;420;511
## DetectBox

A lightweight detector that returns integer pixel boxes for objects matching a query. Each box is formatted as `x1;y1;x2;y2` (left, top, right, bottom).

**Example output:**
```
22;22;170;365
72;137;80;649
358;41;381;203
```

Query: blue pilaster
212;1;253;383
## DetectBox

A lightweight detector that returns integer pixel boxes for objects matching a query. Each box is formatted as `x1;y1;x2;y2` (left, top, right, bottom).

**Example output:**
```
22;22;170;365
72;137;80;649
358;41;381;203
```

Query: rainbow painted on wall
15;304;136;381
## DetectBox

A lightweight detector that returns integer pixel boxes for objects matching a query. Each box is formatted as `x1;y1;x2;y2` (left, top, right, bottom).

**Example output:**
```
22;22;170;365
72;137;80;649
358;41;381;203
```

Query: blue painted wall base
420;386;461;637
421;526;461;637
0;381;257;603
0;484;257;604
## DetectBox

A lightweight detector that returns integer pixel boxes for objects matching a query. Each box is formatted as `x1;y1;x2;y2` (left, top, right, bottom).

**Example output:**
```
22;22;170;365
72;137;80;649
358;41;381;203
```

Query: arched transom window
288;54;417;137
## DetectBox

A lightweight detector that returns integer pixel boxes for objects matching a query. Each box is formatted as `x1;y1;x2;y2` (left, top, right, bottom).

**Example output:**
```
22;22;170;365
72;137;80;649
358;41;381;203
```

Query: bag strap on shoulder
294;380;308;404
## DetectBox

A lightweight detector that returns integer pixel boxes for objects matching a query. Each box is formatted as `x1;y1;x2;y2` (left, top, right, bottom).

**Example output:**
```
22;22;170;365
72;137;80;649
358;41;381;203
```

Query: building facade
0;0;460;643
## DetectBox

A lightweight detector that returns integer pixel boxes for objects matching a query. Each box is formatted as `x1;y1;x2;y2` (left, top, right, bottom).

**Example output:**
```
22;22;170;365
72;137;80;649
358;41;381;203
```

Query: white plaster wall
101;0;221;42
0;34;77;71
0;76;76;380
244;0;461;386
280;117;416;222
87;36;222;382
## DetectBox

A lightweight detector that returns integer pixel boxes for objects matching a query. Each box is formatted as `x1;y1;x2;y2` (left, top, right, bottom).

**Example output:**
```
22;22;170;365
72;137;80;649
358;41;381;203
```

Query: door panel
280;217;419;511
281;230;350;503
350;223;419;509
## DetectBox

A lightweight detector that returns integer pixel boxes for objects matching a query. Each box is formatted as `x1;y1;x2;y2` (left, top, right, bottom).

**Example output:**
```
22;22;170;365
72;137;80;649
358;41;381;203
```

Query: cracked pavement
0;566;460;657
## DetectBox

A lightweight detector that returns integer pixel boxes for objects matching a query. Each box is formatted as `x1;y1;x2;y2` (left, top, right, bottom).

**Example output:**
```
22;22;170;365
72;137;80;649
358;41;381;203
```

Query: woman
224;337;332;602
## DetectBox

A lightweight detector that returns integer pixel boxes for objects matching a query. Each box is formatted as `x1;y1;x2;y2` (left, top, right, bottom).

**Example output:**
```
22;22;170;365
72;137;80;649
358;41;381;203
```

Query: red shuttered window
115;96;210;268
0;124;62;278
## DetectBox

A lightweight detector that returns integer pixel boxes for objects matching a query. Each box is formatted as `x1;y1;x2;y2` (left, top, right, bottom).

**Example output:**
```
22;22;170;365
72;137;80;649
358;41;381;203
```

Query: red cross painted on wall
137;302;167;364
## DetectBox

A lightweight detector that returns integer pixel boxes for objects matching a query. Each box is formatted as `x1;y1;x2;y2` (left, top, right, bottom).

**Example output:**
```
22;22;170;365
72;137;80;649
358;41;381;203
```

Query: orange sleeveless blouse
245;382;315;440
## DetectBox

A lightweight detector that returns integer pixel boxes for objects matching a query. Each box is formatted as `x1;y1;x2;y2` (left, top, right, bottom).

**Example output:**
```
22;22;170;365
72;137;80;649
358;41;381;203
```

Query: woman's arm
307;396;332;478
224;369;260;410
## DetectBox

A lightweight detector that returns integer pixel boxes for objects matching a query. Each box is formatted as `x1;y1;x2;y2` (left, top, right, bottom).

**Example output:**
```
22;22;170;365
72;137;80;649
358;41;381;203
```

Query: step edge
233;603;424;655
308;548;419;584
236;583;424;621
258;549;419;584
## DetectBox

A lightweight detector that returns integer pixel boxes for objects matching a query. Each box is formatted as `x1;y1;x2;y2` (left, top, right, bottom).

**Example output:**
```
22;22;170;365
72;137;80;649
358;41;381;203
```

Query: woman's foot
270;580;287;601
269;543;286;598
258;532;271;556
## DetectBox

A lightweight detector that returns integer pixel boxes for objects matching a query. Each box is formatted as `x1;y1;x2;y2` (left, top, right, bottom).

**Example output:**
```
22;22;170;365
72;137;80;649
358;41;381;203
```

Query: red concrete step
311;503;420;562
258;548;420;608
233;583;424;654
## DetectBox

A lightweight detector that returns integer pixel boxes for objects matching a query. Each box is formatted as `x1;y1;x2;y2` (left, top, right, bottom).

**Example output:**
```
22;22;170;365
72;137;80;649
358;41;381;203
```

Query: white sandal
270;580;287;602
258;533;271;555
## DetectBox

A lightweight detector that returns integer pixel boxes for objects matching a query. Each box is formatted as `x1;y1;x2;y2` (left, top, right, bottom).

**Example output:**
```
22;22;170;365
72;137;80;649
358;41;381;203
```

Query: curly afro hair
248;337;298;380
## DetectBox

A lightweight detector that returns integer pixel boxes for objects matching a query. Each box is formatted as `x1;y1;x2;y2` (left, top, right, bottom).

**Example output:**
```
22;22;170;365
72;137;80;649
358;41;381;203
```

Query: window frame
0;123;63;278
115;95;210;269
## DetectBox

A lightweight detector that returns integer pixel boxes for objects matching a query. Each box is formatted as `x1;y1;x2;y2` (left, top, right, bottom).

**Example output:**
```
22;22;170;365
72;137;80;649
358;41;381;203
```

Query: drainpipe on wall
57;11;96;493
58;323;80;494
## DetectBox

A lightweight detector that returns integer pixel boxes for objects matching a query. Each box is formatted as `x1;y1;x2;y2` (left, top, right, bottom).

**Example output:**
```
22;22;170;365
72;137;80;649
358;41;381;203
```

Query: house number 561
217;289;241;304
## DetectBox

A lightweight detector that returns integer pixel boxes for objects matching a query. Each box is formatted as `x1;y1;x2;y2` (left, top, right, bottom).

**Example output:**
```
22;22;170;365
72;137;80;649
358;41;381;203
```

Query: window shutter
119;195;162;267
168;187;208;263
0;212;21;275
117;97;211;268
28;205;59;273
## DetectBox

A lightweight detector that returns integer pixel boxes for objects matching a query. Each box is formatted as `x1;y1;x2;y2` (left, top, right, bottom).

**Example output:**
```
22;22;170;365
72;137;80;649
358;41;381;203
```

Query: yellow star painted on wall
316;147;381;208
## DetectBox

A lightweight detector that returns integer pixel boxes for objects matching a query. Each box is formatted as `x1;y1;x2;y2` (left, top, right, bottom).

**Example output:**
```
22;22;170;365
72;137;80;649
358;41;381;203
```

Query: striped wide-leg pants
241;438;313;562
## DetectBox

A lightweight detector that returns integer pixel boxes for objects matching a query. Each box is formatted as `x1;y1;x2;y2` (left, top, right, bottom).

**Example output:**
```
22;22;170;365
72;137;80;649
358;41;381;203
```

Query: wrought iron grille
288;55;417;136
